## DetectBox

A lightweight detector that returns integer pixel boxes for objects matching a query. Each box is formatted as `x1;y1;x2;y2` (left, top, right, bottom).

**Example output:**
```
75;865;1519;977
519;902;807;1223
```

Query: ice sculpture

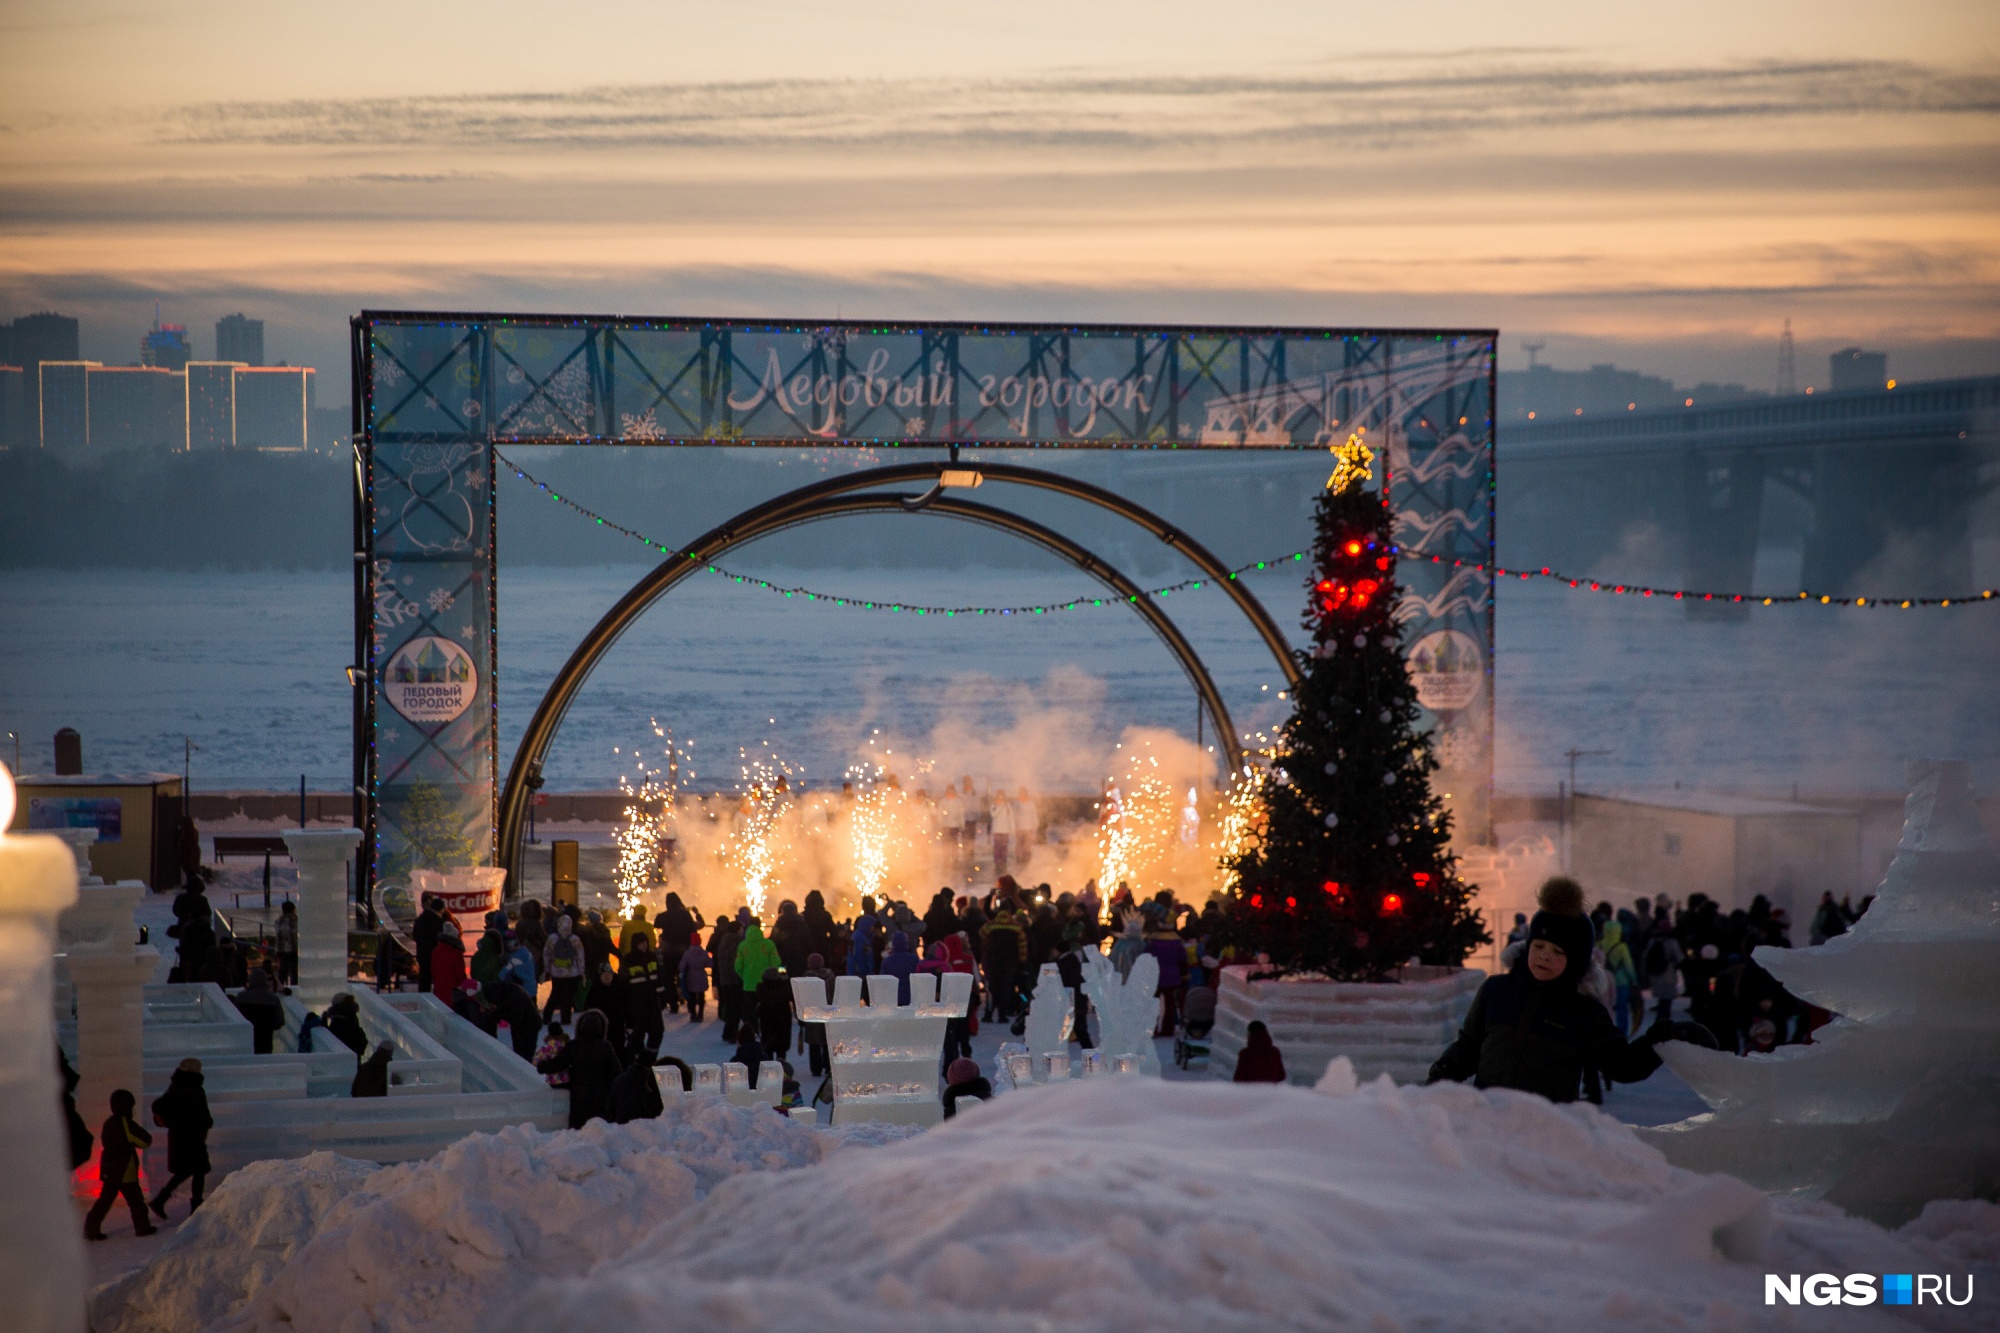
668;1061;781;1108
0;768;88;1333
1079;948;1161;1077
283;828;362;1011
1023;962;1071;1061
793;968;972;1125
1643;759;2000;1224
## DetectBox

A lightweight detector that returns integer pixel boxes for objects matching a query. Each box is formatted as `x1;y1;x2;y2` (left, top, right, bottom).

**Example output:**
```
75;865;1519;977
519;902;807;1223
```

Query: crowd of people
328;875;1243;1132
77;852;1851;1239
1497;882;1856;1057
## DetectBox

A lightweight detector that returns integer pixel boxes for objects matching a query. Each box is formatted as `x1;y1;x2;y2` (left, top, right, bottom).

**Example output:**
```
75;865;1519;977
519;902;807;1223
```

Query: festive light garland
499;451;1995;613
1417;555;1996;609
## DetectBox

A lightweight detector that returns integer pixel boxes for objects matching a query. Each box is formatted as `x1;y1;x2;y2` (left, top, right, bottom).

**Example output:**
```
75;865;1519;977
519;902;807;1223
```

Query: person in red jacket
430;919;468;1001
1232;1020;1287;1084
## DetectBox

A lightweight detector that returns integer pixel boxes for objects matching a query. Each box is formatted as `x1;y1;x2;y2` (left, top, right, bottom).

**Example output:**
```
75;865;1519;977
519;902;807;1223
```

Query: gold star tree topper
1326;428;1375;492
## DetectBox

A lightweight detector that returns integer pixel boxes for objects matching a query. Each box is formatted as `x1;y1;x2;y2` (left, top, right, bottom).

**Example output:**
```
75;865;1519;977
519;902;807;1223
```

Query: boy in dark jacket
1428;880;1664;1103
149;1059;213;1217
84;1088;157;1240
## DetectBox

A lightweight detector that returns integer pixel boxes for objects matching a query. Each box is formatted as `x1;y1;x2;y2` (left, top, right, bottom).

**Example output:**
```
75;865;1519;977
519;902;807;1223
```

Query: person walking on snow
148;1059;213;1219
678;933;710;1023
83;1089;156;1240
542;914;585;1024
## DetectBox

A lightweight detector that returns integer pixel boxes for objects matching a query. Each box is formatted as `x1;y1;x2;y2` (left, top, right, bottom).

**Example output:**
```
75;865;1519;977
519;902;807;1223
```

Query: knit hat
946;1057;982;1085
1525;911;1595;987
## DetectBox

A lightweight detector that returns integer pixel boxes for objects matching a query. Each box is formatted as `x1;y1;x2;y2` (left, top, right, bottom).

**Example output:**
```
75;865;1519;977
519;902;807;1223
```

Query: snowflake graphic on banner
620;408;667;441
427;588;455;613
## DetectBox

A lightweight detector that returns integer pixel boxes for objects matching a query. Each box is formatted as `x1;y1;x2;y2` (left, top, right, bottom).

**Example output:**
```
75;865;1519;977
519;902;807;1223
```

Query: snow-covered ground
86;1071;2000;1333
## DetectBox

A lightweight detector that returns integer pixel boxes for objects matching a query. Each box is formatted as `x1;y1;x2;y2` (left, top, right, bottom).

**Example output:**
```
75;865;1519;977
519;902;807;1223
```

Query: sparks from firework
1215;753;1273;896
1095;742;1190;895
728;745;801;919
845;762;907;902
611;723;696;918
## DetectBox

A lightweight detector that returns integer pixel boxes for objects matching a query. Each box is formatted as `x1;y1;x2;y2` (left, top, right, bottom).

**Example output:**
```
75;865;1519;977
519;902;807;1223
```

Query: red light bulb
1381;893;1403;914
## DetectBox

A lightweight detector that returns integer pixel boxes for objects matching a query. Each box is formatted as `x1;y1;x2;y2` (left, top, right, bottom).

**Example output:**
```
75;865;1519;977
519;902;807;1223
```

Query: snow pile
90;1097;918;1333
509;1074;1999;1333
88;1154;379;1333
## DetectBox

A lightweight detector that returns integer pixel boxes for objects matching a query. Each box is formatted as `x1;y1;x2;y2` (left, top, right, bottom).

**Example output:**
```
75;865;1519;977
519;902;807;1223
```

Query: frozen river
2;563;1994;797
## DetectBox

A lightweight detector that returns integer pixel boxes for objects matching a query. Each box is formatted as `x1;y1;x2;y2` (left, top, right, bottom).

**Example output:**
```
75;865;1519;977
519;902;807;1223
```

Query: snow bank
510;1074;1998;1333
94;1077;1999;1333
90;1098;918;1333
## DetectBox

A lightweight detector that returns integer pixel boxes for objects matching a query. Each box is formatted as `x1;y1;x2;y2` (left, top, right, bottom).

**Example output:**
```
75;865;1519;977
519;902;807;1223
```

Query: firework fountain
602;713;1255;925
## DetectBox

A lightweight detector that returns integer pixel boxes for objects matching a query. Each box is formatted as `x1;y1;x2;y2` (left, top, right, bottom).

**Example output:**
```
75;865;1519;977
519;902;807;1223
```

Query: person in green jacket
1600;919;1638;1035
734;918;783;993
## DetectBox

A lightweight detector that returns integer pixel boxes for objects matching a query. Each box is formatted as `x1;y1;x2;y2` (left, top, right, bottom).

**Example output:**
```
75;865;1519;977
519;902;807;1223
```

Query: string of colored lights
498;451;1996;613
1417;555;1995;609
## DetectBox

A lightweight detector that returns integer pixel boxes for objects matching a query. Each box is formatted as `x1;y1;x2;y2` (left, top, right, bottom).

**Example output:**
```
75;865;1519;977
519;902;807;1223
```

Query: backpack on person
1644;937;1671;978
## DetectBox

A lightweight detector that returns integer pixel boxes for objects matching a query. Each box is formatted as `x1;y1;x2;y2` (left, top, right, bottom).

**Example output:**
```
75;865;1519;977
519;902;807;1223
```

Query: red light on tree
1381;893;1404;914
1344;540;1363;556
1322;880;1342;897
1411;872;1431;888
1286;896;1297;908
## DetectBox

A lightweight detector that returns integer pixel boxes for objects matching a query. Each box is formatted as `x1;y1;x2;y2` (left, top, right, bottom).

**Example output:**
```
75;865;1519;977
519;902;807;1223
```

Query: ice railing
656;1060;786;1109
792;971;972;1126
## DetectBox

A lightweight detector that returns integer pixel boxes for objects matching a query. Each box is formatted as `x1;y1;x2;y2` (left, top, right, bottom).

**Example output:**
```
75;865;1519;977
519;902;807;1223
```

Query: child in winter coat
1428;879;1664;1104
678;934;710;1023
534;1021;571;1087
83;1089;156;1240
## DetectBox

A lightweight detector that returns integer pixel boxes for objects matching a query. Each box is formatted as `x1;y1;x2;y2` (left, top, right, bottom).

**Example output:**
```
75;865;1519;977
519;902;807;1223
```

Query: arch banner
353;313;1495;901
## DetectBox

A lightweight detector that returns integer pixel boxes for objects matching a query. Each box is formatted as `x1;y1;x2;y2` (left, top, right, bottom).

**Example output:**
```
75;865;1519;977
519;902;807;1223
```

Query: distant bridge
1500;376;2000;608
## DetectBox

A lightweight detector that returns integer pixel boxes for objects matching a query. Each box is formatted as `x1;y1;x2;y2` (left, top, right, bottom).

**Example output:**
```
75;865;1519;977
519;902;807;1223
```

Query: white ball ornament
1323;812;1339;828
1386;833;1400;846
1323;761;1337;775
1378;709;1392;723
1353;633;1368;648
1382;772;1397;785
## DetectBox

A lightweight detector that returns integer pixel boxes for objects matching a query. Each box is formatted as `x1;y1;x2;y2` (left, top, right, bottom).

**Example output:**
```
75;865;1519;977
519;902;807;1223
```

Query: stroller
1174;985;1217;1069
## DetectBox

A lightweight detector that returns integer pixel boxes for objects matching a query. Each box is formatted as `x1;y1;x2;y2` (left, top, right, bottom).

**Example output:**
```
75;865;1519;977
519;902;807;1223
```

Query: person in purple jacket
1144;905;1191;1037
677;932;710;1023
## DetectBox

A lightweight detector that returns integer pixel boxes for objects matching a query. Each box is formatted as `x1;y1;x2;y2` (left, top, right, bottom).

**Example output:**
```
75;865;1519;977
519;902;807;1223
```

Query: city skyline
2;2;1996;394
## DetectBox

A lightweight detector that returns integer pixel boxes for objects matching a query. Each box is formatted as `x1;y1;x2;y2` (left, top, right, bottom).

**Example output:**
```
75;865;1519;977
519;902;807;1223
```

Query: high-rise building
38;362;94;451
233;365;314;448
186;361;241;450
4;312;81;445
0;366;24;448
216;313;264;367
36;356;316;455
87;366;185;453
1830;348;1888;393
140;312;193;372
10;312;80;367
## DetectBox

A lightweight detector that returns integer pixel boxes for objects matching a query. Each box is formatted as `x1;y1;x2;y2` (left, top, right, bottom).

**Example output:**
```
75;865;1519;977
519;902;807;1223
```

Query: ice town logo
382;635;477;725
1765;1273;1975;1306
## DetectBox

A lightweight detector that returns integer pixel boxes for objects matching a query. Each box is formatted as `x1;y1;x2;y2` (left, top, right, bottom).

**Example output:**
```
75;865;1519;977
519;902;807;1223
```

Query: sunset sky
4;1;1996;392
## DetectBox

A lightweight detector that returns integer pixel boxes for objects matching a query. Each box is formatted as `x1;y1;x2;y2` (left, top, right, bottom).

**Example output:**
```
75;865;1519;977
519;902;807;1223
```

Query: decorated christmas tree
1223;434;1488;979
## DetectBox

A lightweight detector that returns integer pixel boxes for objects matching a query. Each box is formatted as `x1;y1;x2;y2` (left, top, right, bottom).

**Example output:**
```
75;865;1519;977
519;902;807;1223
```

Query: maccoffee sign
383;635;478;725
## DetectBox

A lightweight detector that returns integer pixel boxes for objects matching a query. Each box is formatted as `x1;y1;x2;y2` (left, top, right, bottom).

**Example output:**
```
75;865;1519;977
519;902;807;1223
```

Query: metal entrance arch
357;312;1496;906
721;459;1306;690
496;490;1251;888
